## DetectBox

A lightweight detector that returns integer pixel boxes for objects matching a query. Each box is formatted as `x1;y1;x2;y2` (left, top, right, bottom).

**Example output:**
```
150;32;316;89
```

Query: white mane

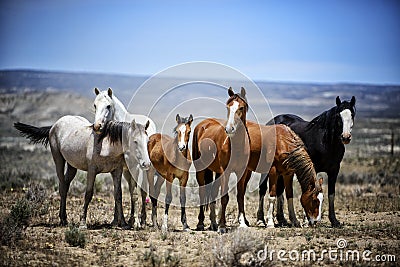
111;93;157;136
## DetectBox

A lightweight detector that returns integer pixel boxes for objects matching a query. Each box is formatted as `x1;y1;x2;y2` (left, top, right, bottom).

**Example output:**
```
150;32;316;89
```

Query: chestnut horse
243;122;324;228
193;87;250;233
147;114;193;232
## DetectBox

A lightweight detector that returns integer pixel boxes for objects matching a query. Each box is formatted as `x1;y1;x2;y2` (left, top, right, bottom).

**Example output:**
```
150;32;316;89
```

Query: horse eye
94;104;96;109
107;105;111;109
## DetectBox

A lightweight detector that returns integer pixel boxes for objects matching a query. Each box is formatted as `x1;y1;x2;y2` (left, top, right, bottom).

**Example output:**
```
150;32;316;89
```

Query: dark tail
282;128;317;193
14;122;51;147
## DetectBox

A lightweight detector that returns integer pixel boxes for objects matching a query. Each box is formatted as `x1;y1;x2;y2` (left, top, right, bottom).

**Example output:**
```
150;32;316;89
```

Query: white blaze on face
178;124;187;150
316;192;324;221
340;109;353;136
226;100;239;134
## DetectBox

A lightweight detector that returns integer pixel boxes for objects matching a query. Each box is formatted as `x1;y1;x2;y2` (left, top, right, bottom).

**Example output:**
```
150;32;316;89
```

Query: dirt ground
0;179;399;266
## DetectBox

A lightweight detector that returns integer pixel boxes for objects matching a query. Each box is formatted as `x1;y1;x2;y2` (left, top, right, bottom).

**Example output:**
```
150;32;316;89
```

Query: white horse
93;88;157;225
14;116;151;229
93;87;157;136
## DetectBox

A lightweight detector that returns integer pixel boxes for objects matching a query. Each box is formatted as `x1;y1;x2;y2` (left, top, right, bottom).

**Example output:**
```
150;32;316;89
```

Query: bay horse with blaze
147;114;193;232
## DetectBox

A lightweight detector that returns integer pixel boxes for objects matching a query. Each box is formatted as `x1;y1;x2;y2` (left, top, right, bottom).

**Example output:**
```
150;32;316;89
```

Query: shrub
65;224;86;248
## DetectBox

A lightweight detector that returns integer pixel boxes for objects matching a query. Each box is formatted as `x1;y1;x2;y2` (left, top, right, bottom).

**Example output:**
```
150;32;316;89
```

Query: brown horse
192;87;250;233
243;122;324;228
147;114;193;231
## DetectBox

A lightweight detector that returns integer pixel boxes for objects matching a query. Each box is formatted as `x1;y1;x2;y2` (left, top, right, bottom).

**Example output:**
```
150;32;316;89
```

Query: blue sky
0;0;399;84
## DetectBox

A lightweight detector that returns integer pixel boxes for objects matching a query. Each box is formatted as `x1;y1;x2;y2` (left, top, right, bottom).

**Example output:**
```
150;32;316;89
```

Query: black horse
259;96;356;228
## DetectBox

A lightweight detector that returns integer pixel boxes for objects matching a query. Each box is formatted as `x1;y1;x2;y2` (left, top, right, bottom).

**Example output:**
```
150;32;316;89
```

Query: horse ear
145;120;150;131
228;87;234;97
94;88;100;95
107;88;113;98
188;114;193;124
336;96;341;106
350;96;356;107
240;87;246;98
176;114;181;123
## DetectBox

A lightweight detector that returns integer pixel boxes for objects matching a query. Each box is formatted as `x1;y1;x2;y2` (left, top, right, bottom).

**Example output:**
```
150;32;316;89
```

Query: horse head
300;177;324;226
336;96;356;145
225;87;248;136
127;119;151;170
174;114;193;152
93;88;116;134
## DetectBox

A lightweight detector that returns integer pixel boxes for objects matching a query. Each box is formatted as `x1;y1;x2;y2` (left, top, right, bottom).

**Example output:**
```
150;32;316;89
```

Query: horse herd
14;87;356;233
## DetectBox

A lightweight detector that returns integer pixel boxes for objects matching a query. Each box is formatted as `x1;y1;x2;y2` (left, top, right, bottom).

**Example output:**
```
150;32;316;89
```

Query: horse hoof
122;224;131;230
196;224;205;231
266;222;275;229
60;220;68;227
330;218;342;228
209;223;218;231
292;221;301;228
277;219;289;227
79;223;87;230
238;222;249;228
161;224;168;233
256;220;266;227
183;226;191;232
217;227;227;234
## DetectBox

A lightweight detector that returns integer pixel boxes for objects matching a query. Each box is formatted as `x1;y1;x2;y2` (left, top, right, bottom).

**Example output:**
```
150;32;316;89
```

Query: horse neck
230;117;250;152
172;137;190;161
309;107;342;147
112;96;130;121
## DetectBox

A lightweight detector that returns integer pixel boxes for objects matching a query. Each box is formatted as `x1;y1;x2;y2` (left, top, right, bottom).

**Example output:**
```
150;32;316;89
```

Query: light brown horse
193;87;250;233
243;122;324;228
147;114;193;231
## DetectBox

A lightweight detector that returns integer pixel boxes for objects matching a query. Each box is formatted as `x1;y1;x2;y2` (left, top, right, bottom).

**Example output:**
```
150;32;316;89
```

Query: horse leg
196;170;206;231
162;176;173;232
218;172;230;234
147;167;160;228
140;169;149;226
79;168;97;229
51;146;68;226
276;175;289;226
284;174;300;227
180;175;189;231
237;169;251;227
124;168;140;229
110;167;127;228
61;164;77;223
266;172;277;228
209;172;220;231
328;169;341;228
256;173;268;227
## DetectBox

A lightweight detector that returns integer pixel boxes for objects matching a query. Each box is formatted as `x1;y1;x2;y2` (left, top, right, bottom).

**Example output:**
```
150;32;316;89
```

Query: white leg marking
266;196;276;228
316;192;324;221
238;213;248;228
162;214;168;232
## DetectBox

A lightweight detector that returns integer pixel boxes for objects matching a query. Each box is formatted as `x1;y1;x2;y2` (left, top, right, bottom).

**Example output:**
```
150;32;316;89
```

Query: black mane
98;121;130;144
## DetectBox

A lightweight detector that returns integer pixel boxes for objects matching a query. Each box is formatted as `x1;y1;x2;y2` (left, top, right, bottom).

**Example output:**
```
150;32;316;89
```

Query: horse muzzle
93;123;103;134
139;161;151;170
341;134;352;144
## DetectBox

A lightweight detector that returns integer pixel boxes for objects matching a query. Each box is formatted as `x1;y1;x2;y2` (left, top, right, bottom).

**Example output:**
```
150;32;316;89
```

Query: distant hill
1;69;399;119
